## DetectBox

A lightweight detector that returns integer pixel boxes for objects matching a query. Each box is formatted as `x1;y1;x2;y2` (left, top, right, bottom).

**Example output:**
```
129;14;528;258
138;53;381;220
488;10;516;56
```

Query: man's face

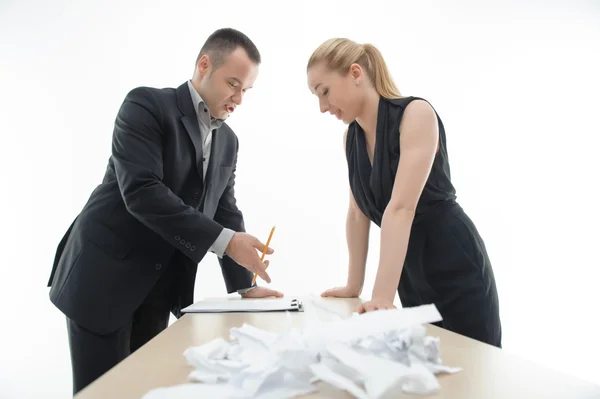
197;47;259;120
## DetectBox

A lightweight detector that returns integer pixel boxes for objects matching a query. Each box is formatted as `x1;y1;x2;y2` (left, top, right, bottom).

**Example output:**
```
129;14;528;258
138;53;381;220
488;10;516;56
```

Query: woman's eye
323;89;329;96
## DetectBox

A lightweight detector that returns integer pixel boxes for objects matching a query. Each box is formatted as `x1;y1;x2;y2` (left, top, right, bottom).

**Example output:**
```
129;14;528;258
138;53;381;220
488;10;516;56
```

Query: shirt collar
187;80;224;130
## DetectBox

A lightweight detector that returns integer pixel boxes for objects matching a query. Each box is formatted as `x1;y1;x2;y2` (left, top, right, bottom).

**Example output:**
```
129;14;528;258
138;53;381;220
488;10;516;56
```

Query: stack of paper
142;303;461;399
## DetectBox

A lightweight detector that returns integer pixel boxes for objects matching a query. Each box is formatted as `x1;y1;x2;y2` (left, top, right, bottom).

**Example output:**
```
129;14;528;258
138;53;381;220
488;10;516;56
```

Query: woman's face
307;62;364;125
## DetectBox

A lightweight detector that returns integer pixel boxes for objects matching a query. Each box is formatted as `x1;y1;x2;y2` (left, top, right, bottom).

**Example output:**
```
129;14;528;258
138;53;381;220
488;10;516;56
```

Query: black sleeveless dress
346;96;502;348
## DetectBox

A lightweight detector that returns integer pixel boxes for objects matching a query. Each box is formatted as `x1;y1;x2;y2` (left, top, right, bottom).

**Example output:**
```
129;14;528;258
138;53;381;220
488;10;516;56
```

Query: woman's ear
349;63;363;83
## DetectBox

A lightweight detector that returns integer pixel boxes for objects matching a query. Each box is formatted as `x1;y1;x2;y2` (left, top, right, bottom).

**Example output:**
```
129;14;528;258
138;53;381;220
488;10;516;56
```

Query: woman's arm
346;187;371;294
370;100;439;306
322;129;371;298
344;128;371;293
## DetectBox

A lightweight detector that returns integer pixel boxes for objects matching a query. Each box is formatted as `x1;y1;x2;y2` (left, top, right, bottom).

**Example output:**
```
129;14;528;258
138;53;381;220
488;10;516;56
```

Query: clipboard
181;298;304;313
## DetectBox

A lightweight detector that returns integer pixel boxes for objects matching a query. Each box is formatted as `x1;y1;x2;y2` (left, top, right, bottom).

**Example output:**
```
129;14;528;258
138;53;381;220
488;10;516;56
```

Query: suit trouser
66;262;180;395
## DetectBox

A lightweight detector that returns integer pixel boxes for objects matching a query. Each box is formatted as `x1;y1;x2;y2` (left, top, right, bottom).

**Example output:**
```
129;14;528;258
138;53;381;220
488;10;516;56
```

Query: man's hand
225;232;273;283
241;286;284;299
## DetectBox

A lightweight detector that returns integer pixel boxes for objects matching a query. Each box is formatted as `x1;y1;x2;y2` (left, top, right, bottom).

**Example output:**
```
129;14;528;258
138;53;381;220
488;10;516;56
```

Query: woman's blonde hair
307;38;402;99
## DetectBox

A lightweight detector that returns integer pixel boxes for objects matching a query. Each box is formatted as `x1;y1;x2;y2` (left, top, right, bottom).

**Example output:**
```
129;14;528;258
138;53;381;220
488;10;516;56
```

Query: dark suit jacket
48;82;254;334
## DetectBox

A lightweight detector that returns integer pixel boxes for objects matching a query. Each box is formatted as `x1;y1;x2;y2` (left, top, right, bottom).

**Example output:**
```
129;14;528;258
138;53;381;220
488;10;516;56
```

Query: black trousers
66;261;180;395
398;202;502;348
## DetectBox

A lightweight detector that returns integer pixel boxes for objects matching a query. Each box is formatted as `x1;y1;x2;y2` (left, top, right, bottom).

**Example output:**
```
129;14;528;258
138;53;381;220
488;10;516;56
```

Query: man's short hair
196;28;261;70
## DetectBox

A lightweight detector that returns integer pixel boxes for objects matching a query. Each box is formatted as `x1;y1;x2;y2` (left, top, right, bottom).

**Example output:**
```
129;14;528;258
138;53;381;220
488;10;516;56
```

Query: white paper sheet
141;303;460;399
181;298;303;313
303;304;443;344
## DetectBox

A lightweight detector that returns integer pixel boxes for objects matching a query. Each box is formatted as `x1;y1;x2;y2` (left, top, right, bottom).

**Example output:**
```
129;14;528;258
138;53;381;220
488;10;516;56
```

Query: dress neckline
353;95;385;178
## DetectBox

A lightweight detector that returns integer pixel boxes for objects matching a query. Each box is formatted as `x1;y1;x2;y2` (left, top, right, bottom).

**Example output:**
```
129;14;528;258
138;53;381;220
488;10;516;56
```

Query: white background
1;0;599;397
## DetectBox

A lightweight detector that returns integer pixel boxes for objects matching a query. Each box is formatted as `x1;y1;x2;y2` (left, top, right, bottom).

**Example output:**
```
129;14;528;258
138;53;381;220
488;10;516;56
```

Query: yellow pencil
252;226;275;284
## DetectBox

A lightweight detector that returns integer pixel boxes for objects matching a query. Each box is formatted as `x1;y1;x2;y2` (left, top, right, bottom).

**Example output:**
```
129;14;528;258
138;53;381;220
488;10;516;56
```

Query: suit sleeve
212;138;255;293
111;87;223;264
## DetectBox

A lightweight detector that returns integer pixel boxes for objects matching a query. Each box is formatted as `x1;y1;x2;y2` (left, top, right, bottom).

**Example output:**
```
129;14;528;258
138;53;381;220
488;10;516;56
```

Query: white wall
1;0;599;397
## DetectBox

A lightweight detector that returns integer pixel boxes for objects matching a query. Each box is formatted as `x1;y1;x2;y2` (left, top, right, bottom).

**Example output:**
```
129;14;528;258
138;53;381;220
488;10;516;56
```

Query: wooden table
74;297;600;399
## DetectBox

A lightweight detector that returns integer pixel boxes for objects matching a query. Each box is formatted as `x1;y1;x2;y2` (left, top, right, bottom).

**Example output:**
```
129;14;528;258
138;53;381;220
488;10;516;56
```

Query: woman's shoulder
387;96;438;121
387;95;430;108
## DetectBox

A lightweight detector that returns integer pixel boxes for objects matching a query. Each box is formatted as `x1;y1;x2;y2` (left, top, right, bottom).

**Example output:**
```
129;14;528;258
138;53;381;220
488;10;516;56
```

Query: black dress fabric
346;96;502;347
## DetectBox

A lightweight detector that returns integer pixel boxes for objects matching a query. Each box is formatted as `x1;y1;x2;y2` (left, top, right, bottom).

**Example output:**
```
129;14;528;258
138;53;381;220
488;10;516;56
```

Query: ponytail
308;38;403;99
362;44;402;99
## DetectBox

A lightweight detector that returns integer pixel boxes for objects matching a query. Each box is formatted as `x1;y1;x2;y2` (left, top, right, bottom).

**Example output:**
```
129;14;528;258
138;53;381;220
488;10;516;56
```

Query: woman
306;38;502;347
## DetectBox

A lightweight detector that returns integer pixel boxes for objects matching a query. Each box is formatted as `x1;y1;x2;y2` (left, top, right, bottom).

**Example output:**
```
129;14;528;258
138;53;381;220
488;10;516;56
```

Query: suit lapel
176;83;205;184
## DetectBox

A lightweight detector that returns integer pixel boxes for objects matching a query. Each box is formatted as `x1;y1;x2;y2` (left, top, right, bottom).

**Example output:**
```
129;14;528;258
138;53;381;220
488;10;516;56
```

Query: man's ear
197;54;211;78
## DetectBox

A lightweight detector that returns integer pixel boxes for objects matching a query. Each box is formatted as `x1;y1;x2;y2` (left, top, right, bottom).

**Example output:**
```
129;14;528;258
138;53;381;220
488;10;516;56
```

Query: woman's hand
355;297;396;314
321;285;361;298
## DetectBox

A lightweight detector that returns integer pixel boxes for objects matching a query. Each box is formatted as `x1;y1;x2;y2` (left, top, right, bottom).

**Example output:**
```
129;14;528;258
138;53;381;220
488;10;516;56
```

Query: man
47;28;283;395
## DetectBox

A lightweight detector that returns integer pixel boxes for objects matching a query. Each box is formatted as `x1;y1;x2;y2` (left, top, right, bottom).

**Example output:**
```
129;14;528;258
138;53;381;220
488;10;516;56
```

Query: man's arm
112;87;224;263
211;138;256;293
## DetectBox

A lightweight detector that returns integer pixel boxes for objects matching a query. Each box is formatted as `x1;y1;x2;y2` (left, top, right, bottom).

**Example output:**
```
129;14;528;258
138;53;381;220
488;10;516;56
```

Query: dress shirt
187;80;256;294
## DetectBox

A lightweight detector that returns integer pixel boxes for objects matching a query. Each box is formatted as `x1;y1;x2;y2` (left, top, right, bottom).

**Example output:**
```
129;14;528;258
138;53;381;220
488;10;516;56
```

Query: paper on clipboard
181;298;304;313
